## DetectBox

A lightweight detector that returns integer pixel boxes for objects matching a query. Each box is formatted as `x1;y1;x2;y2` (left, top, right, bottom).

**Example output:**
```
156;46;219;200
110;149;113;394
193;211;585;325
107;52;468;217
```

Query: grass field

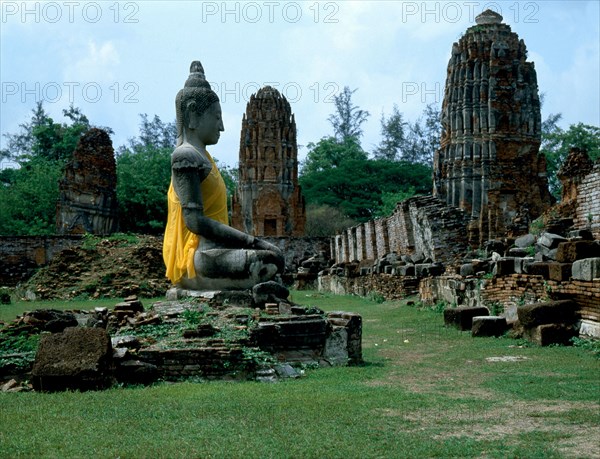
1;292;599;458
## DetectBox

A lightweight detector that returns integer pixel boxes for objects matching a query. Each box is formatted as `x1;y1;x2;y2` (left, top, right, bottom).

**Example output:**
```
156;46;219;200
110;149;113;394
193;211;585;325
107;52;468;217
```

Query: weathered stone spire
433;10;554;245
231;86;305;236
55;128;119;235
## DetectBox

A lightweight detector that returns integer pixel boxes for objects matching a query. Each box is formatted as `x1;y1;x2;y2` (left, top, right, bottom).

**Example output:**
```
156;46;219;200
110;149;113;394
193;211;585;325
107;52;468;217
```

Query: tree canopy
328;86;370;142
540;116;599;199
300;95;437;234
2;95;597;239
0;102;96;235
300;158;431;222
116;114;238;233
301;136;367;175
373;103;441;165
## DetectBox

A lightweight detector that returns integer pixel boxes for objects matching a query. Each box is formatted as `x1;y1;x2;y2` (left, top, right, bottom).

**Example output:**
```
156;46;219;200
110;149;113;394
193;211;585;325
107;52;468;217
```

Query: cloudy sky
1;1;599;168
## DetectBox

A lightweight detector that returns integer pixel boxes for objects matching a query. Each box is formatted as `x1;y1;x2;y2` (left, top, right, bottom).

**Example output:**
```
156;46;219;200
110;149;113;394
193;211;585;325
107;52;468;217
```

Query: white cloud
63;40;120;83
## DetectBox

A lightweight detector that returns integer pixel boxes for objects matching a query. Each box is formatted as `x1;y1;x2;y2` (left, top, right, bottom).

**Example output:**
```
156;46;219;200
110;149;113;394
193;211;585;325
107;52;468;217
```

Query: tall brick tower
433;10;554;245
55;128;119;235
231;86;305;236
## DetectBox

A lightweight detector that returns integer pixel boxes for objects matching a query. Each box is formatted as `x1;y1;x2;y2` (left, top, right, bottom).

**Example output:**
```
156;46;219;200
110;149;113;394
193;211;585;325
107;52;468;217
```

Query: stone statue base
166;280;290;310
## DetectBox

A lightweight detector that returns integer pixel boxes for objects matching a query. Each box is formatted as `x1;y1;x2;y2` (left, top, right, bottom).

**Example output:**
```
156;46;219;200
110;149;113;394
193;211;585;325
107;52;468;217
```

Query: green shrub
0;287;11;305
529;218;544;235
571;337;600;358
489;301;504;316
432;301;447;313
367;291;386;304
182;308;202;326
0;332;41;370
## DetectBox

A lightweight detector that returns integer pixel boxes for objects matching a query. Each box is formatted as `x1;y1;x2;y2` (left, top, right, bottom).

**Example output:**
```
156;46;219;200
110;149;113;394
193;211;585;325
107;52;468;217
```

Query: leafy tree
1;102;50;162
402;104;441;165
375;187;417;218
540;118;600;199
1;102;106;165
0;103;99;235
328;86;370;142
304;204;358;237
116;144;172;234
301;136;367;175
420;103;442;164
404;120;428;164
0;159;62;235
217;161;238;217
373;105;408;161
300;158;431;222
115;114;239;233
301;95;433;227
116;115;176;234
373;103;441;165
131;114;177;150
301;87;371;175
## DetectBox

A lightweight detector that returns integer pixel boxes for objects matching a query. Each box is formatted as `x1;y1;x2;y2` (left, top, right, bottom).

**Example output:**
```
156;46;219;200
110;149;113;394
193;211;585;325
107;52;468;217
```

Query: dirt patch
375;400;600;458
485;355;530;362
432;401;599;458
20;235;170;300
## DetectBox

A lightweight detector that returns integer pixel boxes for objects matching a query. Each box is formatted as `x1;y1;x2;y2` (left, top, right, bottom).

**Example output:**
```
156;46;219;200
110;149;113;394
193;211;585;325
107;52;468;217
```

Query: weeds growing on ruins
0;292;598;458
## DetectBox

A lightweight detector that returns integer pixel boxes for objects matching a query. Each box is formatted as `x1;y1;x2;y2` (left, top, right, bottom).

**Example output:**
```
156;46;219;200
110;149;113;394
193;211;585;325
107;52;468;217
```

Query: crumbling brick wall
332;196;470;265
420;274;600;334
574;163;600;238
0;236;83;286
318;273;419;300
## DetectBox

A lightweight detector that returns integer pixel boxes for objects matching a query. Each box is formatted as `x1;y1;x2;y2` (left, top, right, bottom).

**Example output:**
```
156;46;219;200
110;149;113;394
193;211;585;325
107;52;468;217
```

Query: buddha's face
190;101;224;146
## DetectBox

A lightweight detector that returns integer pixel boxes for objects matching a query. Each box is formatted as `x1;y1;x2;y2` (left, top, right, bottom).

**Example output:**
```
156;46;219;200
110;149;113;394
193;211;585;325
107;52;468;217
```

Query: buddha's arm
172;150;255;248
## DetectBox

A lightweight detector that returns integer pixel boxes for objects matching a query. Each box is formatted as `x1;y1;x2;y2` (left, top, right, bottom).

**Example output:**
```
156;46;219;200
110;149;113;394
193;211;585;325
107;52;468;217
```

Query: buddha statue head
175;61;221;146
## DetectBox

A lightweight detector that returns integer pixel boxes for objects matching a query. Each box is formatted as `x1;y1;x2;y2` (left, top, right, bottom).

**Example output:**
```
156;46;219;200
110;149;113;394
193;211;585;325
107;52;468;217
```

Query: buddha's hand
252;238;282;256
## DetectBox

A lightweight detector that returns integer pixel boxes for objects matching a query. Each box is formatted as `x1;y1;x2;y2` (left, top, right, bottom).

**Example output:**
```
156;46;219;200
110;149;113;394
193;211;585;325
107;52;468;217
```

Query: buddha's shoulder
171;144;211;171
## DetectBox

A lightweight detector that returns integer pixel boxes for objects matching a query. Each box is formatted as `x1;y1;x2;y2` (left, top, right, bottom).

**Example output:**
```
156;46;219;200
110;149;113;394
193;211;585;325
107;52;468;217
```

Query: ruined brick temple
322;12;600;340
55;128;118;235
231;86;306;237
433;10;554;245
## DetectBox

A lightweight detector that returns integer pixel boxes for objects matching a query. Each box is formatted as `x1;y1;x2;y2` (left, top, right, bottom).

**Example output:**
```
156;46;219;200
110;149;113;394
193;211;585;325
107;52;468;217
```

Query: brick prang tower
231;86;305;237
433;10;554;245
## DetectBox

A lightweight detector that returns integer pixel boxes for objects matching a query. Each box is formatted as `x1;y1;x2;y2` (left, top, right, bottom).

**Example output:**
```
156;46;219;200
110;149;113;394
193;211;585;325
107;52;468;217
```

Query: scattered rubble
0;291;363;391
19;235;170;300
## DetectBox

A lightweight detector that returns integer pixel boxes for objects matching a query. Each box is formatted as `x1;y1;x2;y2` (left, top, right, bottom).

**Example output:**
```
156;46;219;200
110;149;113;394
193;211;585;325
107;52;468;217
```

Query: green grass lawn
1;291;599;458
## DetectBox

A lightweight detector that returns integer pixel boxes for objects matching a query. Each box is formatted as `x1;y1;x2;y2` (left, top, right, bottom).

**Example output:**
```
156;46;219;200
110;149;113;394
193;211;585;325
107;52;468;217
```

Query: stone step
444;306;489;331
471;316;508;337
522;323;577;346
517;300;578;328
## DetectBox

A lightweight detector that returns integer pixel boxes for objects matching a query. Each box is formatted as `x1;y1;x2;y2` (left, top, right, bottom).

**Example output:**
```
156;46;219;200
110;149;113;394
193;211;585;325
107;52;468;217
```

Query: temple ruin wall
0;236;83;286
574;163;600;238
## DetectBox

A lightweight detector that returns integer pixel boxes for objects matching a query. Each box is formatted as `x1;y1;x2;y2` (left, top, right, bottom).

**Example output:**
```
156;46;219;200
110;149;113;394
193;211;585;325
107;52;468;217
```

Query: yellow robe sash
163;151;228;284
